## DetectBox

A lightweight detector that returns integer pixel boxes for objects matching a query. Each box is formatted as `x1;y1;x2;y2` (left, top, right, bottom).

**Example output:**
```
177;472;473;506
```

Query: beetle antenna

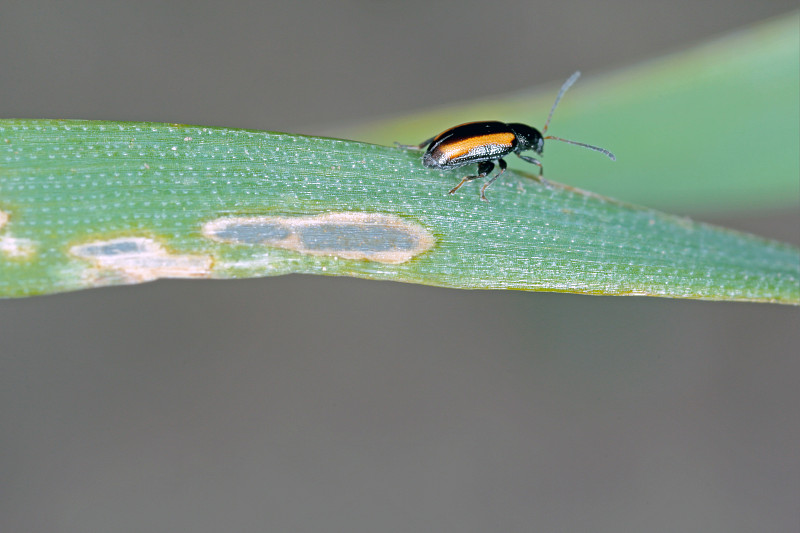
542;71;581;135
544;135;616;160
542;71;616;161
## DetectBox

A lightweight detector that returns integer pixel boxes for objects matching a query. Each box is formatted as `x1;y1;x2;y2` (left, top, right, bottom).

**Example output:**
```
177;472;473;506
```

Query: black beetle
401;71;615;201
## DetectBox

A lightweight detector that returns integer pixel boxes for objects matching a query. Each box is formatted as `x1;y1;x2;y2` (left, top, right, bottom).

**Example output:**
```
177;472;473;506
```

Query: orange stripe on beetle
436;132;516;161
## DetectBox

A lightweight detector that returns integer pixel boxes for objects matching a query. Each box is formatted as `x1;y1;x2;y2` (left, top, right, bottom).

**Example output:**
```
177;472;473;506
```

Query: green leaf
342;15;800;214
1;119;798;303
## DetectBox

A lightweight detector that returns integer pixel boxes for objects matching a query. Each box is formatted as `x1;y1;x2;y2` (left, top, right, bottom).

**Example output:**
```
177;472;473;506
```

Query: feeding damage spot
70;237;212;282
203;212;434;264
0;210;36;259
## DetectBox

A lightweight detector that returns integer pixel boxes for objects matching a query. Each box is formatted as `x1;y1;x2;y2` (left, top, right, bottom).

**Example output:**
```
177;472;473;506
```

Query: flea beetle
401;71;615;201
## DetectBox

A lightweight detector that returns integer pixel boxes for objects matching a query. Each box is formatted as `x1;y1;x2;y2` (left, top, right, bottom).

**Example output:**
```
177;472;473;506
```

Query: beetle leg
516;154;551;187
479;159;507;202
417;137;436;149
449;161;494;196
516;153;544;176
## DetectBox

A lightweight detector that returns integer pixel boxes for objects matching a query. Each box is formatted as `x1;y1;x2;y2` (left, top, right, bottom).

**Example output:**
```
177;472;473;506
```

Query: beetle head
507;123;544;154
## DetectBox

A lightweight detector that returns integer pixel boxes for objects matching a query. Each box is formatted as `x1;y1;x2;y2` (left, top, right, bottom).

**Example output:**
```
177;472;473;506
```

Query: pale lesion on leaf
203;212;435;265
69;236;213;282
0;209;36;260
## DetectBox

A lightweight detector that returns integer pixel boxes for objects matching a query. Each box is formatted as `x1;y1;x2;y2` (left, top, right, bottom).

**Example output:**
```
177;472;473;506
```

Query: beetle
401;71;615;201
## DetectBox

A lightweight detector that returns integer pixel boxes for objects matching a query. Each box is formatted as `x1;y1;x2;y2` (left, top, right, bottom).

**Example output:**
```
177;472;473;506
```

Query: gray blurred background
1;1;798;532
